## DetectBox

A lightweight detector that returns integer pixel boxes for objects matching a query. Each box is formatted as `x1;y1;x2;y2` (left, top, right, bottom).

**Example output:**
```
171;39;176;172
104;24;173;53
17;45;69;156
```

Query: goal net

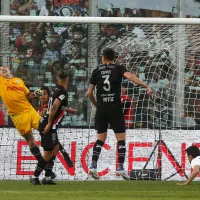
0;16;200;181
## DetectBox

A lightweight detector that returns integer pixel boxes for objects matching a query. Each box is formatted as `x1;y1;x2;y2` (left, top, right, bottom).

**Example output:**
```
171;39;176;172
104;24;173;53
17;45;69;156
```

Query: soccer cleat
30;177;41;185
63;153;74;168
117;168;130;180
89;165;99;180
42;178;56;185
51;171;57;179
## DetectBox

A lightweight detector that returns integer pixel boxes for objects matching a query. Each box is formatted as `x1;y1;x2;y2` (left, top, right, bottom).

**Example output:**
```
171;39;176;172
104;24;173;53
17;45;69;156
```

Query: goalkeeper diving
0;65;56;178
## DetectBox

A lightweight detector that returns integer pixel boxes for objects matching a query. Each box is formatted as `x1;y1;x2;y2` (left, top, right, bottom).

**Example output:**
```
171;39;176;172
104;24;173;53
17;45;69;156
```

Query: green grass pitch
0;180;199;200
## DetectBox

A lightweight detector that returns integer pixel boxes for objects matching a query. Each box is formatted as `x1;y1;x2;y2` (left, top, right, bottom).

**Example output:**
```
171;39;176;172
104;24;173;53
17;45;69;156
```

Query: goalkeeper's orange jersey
0;76;32;115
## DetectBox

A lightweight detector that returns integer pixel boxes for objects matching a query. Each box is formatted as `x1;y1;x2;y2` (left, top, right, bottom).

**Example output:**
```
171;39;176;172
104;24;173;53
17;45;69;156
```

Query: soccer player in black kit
88;48;152;180
30;70;77;185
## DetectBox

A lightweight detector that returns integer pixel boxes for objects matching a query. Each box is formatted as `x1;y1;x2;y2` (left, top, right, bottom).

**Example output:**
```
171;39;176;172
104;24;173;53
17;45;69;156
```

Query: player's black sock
92;140;104;167
45;156;56;179
34;157;47;177
30;145;42;161
117;140;126;169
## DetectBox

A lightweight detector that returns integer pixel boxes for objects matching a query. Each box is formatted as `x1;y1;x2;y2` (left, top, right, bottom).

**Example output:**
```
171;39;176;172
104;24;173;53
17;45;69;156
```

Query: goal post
1;16;200;181
1;16;200;24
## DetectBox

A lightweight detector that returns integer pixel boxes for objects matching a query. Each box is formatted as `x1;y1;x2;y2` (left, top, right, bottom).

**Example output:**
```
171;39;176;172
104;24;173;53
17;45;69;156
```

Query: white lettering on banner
0;128;200;181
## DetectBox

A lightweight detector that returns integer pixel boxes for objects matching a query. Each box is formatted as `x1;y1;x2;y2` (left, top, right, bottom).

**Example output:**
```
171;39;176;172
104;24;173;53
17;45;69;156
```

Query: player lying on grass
38;86;74;169
87;48;152;180
30;70;77;185
0;65;56;179
177;145;200;186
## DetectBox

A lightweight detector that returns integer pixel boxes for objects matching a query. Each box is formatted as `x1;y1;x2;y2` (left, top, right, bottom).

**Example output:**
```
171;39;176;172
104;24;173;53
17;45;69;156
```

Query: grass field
0;180;199;200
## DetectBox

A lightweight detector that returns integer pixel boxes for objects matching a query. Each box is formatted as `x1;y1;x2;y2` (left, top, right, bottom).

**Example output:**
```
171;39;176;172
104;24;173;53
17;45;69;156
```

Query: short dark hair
40;86;50;97
186;146;200;158
102;48;115;61
57;70;69;80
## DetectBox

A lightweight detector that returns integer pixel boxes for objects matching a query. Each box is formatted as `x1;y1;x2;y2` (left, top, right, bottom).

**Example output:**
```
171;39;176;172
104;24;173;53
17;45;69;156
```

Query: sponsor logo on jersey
7;86;24;92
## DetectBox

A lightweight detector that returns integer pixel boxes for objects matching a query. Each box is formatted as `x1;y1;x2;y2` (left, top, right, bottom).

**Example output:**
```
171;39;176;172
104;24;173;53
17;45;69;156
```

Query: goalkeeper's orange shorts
10;107;41;136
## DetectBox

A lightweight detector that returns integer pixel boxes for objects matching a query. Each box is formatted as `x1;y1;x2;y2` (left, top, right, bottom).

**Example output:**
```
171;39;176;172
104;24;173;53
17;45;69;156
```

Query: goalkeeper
0;65;55;178
177;145;200;186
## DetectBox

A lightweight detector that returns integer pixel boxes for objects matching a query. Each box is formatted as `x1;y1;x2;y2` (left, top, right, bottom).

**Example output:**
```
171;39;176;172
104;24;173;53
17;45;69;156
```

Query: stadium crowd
0;0;200;128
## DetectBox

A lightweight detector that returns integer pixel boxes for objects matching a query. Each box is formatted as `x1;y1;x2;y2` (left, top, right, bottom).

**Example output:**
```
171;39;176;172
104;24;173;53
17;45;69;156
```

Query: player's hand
43;123;51;134
176;182;188;186
34;89;43;98
65;107;77;115
146;86;153;96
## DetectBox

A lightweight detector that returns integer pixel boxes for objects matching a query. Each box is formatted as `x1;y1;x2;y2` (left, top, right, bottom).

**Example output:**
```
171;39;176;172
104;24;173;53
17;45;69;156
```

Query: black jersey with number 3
40;85;68;126
89;64;128;105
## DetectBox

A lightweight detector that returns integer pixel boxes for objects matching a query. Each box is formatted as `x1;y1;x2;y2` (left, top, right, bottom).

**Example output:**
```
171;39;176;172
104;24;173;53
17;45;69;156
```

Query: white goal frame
1;16;200;181
0;16;200;24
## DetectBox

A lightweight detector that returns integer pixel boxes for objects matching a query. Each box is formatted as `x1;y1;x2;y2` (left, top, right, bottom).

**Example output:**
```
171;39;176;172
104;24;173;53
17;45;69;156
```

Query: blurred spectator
11;0;38;16
8;1;193;129
16;47;47;87
39;0;53;16
121;83;136;128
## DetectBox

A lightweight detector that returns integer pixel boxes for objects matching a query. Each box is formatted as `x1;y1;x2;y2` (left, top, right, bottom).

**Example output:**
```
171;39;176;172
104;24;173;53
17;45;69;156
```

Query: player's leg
23;133;42;160
109;104;129;180
32;108;56;179
89;132;107;179
58;141;73;168
42;129;59;184
42;144;59;185
89;109;108;179
31;150;54;185
30;130;56;185
10;112;43;161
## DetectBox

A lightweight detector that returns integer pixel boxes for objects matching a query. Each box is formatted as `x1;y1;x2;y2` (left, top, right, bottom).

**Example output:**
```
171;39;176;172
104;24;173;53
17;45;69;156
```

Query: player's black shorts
39;123;59;151
95;103;126;134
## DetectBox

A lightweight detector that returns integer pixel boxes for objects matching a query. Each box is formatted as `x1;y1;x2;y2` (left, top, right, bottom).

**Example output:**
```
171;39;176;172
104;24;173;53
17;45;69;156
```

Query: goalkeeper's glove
34;89;43;98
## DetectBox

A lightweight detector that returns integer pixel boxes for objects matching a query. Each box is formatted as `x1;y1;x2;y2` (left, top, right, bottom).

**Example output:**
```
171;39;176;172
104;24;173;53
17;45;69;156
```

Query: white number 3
102;75;110;91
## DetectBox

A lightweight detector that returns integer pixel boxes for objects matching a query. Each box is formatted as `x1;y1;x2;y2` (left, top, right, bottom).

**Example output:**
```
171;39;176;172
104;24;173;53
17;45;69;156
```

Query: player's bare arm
43;98;61;134
87;84;97;107
26;89;44;102
123;72;152;96
177;165;200;186
26;92;35;101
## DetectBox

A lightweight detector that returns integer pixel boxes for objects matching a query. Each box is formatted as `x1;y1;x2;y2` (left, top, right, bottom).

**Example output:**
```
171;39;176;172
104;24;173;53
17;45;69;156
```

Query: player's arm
87;84;97;107
21;80;34;101
26;89;44;102
26;92;35;101
177;165;200;185
43;98;61;134
123;72;152;96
